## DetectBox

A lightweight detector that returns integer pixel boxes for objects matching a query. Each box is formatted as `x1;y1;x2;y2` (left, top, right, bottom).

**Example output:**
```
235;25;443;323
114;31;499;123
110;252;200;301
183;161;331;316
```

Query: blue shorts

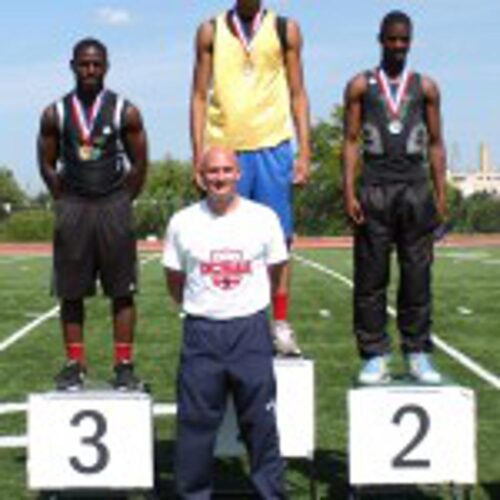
237;140;294;239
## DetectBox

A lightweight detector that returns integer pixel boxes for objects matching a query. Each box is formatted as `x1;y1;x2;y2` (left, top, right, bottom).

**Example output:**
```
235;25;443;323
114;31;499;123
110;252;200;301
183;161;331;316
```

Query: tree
1;209;54;241
295;106;348;235
0;167;27;219
0;166;52;241
446;183;466;231
134;158;200;238
462;191;500;233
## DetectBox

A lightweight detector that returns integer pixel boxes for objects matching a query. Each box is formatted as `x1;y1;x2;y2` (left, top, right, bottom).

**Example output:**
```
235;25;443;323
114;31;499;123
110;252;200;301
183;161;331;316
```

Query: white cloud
269;0;289;6
96;7;132;26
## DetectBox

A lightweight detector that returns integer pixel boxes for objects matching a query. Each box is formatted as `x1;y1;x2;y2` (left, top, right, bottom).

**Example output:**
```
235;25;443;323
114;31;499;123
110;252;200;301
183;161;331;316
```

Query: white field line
0;402;28;415
294;254;500;390
0;255;45;265
0;253;160;355
140;253;161;265
0;306;60;353
0;401;176;417
0;403;175;448
0;437;27;448
0;401;176;448
0;253;166;449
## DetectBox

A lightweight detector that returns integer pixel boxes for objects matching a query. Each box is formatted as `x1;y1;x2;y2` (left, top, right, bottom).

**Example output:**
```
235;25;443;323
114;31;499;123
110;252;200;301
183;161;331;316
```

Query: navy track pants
174;310;287;499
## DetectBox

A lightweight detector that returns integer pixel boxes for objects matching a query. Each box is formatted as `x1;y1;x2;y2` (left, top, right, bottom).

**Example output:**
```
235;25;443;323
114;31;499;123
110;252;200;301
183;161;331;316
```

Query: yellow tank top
206;11;293;151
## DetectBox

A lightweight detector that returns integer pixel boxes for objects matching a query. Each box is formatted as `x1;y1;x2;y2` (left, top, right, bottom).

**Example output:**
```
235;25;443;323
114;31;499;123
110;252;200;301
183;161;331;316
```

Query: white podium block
28;391;154;490
348;385;476;486
216;358;314;459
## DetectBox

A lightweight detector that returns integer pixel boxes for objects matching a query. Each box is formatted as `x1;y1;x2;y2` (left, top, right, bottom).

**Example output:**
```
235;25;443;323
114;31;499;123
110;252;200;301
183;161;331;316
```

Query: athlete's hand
48;172;63;200
192;152;205;190
293;156;310;186
124;170;141;199
345;194;365;225
193;167;204;190
435;194;448;222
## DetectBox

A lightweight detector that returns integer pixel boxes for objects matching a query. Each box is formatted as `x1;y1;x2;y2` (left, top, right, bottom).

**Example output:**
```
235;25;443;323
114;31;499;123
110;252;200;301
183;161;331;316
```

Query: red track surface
1;235;500;255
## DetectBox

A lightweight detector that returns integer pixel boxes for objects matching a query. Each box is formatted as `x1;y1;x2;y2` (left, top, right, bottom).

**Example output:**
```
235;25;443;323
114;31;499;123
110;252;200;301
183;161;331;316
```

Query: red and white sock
66;342;85;365
114;343;133;365
273;293;289;322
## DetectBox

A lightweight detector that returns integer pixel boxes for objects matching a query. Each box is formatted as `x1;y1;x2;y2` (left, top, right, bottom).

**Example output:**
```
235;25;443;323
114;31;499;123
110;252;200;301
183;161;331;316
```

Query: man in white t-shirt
163;146;288;499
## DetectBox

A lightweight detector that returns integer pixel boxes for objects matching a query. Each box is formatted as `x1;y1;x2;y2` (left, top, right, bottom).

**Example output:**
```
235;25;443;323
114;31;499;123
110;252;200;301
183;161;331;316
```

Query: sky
1;1;500;194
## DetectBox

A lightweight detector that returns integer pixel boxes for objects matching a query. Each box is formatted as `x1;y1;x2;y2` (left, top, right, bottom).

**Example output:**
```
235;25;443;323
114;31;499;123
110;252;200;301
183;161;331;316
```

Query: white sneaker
407;353;442;384
273;320;302;357
357;356;390;385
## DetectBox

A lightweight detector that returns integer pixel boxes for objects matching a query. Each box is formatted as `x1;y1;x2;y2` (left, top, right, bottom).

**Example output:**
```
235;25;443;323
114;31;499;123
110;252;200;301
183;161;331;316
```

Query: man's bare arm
165;268;186;306
284;20;311;186
342;74;366;225
190;21;214;185
122;104;149;199
37;105;63;199
422;75;447;220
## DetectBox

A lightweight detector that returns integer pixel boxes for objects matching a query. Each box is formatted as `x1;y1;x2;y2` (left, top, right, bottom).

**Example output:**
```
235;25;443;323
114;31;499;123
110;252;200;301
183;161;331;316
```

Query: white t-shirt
162;197;288;320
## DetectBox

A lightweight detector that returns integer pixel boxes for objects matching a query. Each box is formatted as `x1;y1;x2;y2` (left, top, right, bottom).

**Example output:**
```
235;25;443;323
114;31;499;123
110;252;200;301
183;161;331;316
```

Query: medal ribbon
232;7;265;55
71;90;105;145
376;68;411;119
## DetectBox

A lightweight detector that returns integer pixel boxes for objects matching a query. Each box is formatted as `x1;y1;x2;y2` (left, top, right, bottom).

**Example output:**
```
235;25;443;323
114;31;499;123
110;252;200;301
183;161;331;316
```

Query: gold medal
79;144;93;161
71;90;105;162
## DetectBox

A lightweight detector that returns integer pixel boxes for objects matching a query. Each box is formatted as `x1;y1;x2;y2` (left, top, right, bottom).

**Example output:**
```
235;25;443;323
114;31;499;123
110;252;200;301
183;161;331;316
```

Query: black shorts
52;189;137;299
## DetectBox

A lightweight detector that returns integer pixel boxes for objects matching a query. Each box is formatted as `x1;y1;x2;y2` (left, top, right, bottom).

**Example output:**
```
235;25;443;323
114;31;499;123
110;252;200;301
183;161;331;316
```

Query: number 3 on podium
28;392;154;490
70;409;110;475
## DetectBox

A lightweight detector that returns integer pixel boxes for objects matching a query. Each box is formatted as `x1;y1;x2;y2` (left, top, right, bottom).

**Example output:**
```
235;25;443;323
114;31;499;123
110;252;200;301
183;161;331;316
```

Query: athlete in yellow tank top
190;0;311;357
206;10;291;150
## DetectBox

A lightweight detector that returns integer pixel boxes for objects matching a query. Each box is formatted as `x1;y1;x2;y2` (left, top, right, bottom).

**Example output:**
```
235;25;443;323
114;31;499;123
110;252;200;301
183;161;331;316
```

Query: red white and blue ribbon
231;7;265;55
71;90;105;145
376;68;411;119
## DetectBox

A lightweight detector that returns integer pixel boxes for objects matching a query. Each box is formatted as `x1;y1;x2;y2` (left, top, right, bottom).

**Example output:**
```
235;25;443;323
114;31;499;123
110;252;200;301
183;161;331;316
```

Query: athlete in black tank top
37;38;149;391
342;11;448;385
361;69;428;183
56;89;128;196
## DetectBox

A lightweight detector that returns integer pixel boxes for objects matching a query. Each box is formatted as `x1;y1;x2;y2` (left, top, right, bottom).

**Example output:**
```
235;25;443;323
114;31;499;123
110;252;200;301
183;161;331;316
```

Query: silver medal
388;119;403;135
377;68;411;137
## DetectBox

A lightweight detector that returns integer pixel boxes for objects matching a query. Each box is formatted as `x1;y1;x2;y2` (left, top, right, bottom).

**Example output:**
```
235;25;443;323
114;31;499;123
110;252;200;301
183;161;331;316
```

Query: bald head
200;147;241;212
201;146;238;172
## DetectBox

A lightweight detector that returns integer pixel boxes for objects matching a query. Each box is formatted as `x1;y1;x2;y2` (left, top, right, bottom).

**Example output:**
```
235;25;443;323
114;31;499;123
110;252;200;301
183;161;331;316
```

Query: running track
1;234;500;255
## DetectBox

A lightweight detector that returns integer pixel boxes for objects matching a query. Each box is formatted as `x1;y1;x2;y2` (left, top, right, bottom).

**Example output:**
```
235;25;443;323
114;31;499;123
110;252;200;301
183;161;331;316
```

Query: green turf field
0;247;498;499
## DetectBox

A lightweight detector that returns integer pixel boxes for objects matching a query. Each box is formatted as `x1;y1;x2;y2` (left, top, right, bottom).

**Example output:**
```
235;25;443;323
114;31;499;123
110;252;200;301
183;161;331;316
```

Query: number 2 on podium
392;404;431;469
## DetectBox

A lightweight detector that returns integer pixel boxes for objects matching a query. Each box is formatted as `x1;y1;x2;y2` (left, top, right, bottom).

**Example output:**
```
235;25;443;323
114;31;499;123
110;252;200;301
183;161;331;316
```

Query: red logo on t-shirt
200;249;252;290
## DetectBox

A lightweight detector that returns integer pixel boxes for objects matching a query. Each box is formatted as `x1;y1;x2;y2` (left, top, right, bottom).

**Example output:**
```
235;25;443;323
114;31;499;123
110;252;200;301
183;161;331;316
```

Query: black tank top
361;69;428;184
56;90;127;197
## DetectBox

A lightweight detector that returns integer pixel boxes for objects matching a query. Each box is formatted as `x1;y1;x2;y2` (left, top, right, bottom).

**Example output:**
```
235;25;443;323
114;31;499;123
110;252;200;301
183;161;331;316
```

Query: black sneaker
112;362;144;391
55;361;85;391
